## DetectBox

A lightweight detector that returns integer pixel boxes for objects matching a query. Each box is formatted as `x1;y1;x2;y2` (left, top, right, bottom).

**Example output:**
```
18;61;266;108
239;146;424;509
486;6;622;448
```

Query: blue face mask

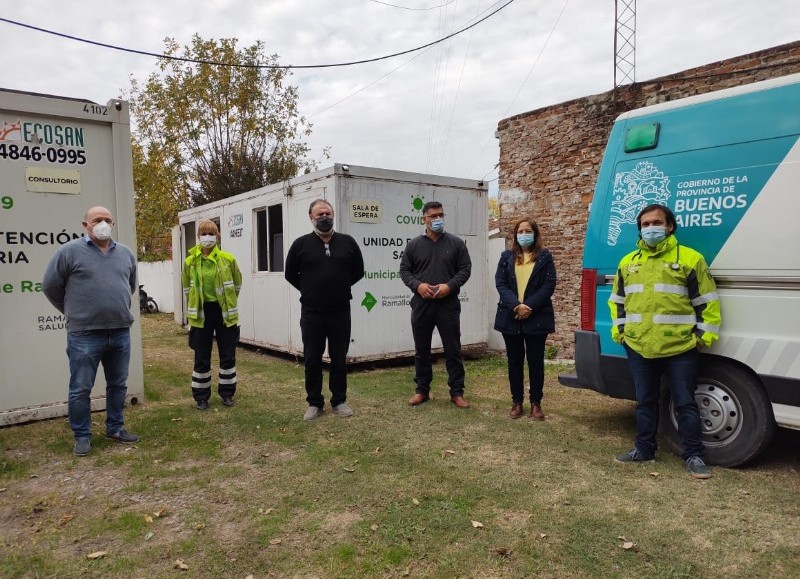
517;232;535;248
641;225;667;247
430;218;445;233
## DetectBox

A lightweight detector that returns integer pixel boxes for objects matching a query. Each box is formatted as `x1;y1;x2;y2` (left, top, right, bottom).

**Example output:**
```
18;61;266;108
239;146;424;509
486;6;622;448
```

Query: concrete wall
495;41;800;359
138;260;175;313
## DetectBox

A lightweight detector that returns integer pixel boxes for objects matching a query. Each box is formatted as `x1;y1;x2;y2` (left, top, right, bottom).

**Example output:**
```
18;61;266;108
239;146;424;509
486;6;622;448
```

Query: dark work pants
410;298;465;397
300;307;351;409
502;332;547;404
189;302;239;402
624;344;704;460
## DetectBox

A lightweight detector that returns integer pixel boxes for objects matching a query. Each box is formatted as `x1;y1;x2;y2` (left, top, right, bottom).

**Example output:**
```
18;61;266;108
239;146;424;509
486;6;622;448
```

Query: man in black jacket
399;201;472;408
285;199;365;421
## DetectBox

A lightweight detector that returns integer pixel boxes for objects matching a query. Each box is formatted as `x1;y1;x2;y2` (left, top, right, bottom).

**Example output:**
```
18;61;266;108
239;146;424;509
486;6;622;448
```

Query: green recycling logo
361;291;377;312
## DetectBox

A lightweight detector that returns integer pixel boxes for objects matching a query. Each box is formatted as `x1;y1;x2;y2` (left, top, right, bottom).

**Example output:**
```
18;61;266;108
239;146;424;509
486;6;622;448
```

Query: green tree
129;35;316;258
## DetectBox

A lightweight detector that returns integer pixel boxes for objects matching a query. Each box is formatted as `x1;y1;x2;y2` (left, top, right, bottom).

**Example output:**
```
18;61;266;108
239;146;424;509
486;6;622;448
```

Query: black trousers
502;332;547;404
410;298;465;397
189;302;239;402
300;307;351;408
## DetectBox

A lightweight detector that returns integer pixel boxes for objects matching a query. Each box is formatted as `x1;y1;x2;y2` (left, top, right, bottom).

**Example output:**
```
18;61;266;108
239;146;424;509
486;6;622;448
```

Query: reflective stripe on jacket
182;244;242;328
608;235;721;358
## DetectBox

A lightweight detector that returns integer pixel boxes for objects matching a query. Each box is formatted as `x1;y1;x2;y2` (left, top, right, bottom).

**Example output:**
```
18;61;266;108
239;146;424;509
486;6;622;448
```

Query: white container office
0;89;144;425
174;164;488;362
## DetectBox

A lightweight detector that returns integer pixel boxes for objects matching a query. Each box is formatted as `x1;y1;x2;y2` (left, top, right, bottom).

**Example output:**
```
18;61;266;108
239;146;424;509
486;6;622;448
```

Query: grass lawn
1;313;799;578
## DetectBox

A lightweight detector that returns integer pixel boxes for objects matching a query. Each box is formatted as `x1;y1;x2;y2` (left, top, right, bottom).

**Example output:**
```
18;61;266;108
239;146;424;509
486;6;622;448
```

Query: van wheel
659;359;775;467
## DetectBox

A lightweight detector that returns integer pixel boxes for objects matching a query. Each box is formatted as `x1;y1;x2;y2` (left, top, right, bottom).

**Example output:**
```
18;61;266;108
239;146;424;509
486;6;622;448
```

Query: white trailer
174;164;488;361
0;89;143;425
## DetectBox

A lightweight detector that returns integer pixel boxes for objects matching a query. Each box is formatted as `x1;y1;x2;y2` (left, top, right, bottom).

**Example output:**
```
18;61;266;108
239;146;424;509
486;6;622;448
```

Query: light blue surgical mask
430;218;445;233
516;232;535;248
641;225;667;247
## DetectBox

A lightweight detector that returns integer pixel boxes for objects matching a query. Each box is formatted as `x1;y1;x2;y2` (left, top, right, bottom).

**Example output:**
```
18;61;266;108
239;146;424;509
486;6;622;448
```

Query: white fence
138;260;175;313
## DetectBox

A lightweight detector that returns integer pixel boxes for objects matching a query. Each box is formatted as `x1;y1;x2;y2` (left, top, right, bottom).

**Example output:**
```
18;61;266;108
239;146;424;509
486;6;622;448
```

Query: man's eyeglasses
324;242;331;257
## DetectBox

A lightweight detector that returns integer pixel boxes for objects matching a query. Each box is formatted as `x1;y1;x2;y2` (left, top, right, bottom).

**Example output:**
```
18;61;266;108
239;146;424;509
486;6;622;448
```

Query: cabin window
255;204;284;272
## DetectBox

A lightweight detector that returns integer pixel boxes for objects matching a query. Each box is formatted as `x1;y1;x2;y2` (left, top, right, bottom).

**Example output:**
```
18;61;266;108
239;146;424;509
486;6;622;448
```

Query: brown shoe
530;403;545;420
450;395;470;409
509;403;523;419
408;392;430;406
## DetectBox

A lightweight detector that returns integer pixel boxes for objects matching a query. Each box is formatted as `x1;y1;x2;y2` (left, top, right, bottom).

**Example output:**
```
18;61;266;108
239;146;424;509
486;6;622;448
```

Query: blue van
559;74;800;466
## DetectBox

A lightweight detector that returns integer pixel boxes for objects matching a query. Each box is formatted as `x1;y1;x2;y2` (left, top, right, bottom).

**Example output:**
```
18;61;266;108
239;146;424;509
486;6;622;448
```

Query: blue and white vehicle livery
560;74;800;466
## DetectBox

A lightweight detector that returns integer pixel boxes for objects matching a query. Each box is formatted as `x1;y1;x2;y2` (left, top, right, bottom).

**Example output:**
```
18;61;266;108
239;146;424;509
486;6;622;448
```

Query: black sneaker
685;456;712;479
614;448;655;464
222;397;235;407
73;438;91;456
106;429;140;444
196;400;209;410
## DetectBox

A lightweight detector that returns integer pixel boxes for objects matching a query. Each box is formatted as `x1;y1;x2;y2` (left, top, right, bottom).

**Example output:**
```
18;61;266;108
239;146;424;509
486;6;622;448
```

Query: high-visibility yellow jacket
609;235;721;358
182;244;242;328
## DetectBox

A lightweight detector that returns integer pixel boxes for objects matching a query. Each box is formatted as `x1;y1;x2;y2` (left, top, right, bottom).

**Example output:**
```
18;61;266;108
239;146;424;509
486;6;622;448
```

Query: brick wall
495;41;800;359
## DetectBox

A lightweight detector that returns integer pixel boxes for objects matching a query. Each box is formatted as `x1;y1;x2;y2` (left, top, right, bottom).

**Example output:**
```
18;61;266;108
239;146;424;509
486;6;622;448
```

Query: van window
255;204;284;272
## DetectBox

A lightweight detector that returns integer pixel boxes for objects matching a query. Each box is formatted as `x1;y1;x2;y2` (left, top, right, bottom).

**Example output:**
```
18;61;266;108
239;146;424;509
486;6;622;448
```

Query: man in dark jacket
285;199;365;421
399;201;472;408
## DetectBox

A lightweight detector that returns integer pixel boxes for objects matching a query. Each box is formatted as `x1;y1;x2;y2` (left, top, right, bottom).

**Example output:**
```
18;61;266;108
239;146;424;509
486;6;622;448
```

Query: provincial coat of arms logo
607;161;671;245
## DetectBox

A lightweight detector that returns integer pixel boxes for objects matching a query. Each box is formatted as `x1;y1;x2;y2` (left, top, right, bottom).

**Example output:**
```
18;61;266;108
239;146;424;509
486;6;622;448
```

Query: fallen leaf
0;488;6;492
491;547;513;558
258;507;274;515
269;538;282;545
412;498;420;506
344;467;355;473
246;576;254;579
194;523;205;530
174;559;189;570
370;524;379;531
59;514;74;525
539;533;547;539
143;515;154;524
621;541;636;550
441;449;456;458
617;535;626;541
563;500;571;506
649;472;660;477
30;474;38;479
170;417;182;422
261;452;271;458
77;495;86;500
374;447;381;453
144;532;155;540
87;551;107;560
153;507;168;518
471;520;484;528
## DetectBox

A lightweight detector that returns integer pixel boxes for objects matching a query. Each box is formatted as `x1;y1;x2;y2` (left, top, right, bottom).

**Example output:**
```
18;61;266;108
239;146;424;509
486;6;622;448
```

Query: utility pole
614;0;636;87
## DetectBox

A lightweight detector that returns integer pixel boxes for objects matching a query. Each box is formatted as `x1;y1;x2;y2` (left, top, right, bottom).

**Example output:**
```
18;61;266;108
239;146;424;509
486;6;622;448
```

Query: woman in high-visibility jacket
182;219;242;410
608;204;721;479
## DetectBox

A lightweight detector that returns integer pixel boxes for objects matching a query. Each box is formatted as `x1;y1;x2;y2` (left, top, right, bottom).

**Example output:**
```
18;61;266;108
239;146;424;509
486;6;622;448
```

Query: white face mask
199;235;217;249
92;221;113;241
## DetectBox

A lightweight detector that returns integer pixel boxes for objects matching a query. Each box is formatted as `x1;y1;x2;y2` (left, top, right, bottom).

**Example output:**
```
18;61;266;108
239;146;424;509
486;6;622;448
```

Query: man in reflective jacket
609;204;721;479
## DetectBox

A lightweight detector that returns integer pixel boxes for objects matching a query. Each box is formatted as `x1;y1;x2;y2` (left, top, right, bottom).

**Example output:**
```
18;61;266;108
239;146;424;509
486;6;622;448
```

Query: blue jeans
67;328;131;439
624;344;704;460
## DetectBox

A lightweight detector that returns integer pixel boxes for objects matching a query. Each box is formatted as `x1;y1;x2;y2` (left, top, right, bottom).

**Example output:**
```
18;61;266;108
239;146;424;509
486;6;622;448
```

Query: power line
370;0;456;10
0;2;515;70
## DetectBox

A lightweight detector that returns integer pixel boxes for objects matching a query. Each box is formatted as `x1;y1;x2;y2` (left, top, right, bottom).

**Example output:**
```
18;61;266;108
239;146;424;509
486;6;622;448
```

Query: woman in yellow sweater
493;218;557;419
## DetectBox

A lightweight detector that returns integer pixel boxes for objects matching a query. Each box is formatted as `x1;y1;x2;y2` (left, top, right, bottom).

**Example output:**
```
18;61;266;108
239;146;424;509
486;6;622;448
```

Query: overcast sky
2;1;798;194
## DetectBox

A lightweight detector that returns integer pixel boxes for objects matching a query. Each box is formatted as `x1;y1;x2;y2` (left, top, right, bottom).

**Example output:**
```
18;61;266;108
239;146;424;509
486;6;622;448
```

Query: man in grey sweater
43;206;140;456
